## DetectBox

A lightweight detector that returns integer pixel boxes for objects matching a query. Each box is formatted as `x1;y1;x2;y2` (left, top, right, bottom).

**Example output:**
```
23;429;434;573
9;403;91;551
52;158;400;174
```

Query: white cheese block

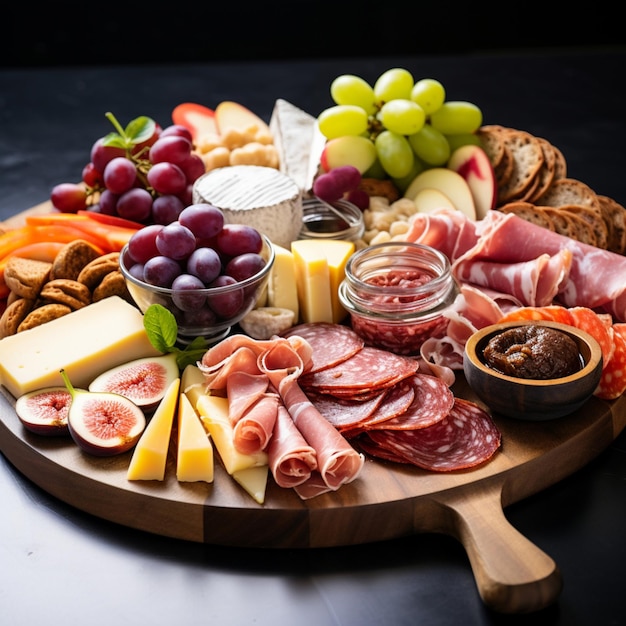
192;165;303;249
0;296;162;399
269;98;323;194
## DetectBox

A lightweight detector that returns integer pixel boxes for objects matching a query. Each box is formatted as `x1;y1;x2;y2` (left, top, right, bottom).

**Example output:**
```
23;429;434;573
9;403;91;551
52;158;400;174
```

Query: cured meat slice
226;372;269;424
305;388;386;432
233;392;280;455
364;398;501;471
267;404;317;488
299;347;419;396
365;374;454;431
281;322;364;373
569;306;615;367
596;328;626;400
279;376;364;491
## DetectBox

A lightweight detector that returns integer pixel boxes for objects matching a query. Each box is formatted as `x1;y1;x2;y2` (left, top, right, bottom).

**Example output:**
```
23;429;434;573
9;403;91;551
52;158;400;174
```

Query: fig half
15;386;74;437
88;353;179;413
61;369;146;456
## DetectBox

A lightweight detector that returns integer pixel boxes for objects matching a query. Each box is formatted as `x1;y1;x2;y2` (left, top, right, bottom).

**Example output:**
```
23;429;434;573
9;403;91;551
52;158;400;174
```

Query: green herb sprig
143;304;209;370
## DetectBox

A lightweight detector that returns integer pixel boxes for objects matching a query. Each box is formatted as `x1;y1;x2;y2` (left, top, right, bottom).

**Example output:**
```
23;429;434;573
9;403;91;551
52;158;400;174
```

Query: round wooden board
2;204;626;613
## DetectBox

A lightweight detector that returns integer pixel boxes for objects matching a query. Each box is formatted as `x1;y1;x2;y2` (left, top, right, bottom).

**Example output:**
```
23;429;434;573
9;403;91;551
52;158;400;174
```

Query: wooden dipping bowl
464;320;603;421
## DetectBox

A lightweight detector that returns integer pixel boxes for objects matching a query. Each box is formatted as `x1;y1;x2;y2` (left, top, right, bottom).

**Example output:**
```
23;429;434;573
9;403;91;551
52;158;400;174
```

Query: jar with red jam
338;241;458;355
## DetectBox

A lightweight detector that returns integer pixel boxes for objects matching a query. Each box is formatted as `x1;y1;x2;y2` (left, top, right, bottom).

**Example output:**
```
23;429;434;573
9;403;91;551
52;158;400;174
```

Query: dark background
2;4;625;67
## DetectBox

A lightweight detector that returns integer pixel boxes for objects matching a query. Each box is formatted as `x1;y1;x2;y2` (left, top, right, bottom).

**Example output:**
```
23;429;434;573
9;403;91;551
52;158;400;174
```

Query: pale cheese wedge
176;392;214;483
232;467;268;505
291;239;355;324
127;378;180;481
0;296;162;398
266;243;299;320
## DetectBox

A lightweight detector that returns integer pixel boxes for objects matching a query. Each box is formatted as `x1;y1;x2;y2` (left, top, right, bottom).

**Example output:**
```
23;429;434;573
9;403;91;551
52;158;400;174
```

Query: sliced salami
305;388;386;431
365;374;454;431
364;398;501;471
281;322;364;373
596;327;626;400
299;346;419;395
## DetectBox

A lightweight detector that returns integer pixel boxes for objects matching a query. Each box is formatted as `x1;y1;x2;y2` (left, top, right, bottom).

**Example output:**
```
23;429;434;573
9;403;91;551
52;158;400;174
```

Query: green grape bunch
317;68;484;187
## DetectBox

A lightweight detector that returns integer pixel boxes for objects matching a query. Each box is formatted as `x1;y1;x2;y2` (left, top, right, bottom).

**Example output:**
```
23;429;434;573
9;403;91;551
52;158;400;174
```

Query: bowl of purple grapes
119;202;274;344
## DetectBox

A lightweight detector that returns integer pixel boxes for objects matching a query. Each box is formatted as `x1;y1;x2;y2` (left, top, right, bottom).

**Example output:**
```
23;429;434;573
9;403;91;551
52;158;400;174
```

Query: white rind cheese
192;165;303;249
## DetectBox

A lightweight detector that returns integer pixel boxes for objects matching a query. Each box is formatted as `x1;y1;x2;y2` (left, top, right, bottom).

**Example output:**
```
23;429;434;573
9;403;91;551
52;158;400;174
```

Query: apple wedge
404;167;477;220
214;101;272;137
414;187;457;213
172;102;218;143
447;144;497;219
319;135;377;174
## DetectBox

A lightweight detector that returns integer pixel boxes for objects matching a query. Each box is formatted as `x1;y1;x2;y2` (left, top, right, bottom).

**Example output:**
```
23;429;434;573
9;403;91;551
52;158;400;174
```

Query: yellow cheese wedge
194;394;268;474
0;296;162;398
291;239;333;324
127;378;180;481
176;391;214;483
325;239;355;323
291;239;355;324
232;466;268;505
266;243;299;320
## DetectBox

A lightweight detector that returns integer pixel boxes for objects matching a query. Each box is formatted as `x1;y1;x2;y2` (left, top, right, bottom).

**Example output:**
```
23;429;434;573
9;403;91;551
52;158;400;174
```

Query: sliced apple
172;102;218;143
214;101;271;137
404;167;477;220
319;135;377;174
414;187;457;213
447;144;497;220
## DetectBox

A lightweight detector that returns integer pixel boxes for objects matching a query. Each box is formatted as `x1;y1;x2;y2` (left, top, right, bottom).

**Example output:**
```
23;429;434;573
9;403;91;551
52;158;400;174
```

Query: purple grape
116;187;153;222
178;153;206;184
127;262;145;281
160;124;193;142
182;305;217;328
155;222;197;260
171;274;207;311
147;162;186;195
186;247;222;284
143;255;182;287
151;194;185;225
215;223;262;257
178;203;224;239
329;165;361;191
103;157;137;194
90;137;125;173
207;275;244;318
127;224;164;264
149;135;192;165
313;173;343;202
224;253;266;282
97;189;120;215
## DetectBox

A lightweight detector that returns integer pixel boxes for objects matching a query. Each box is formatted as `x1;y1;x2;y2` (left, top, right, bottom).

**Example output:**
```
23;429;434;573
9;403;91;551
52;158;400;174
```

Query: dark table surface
1;48;626;626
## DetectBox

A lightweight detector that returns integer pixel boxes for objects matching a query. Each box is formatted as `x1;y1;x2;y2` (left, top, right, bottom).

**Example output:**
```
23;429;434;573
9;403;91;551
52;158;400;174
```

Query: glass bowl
119;235;274;344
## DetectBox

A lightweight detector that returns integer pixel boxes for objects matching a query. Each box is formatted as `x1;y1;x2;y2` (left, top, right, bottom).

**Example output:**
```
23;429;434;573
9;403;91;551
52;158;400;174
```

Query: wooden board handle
431;480;562;614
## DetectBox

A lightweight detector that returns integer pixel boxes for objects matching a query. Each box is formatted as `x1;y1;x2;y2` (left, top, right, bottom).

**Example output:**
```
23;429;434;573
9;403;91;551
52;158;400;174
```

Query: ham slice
267;404;317;488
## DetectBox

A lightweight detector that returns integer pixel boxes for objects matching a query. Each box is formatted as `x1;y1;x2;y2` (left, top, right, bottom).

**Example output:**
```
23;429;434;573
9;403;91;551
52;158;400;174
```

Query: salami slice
365;398;501;471
595;327;626;400
299;347;419;395
365;374;454;431
305;388;386;431
569;306;615;368
281;322;364;373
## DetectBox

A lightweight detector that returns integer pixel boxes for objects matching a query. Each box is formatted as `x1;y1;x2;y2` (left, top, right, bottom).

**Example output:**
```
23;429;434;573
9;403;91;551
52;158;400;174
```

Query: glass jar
299;197;365;242
338;241;458;355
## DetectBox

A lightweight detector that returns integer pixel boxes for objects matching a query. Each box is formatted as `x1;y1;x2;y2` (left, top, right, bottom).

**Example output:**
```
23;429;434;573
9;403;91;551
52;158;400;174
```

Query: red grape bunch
50;112;206;225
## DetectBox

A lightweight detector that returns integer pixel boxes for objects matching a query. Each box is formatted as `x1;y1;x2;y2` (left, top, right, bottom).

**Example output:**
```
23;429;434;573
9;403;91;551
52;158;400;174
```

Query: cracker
4;257;52;300
50;239;102;281
17;303;72;332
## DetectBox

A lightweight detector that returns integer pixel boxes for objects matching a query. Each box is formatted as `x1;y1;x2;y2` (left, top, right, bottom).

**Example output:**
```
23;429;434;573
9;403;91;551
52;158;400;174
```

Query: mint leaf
125;116;156;145
143;304;209;370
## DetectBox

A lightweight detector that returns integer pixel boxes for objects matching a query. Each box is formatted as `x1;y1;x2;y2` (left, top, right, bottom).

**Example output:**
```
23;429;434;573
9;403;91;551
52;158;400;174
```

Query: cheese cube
176;392;214;483
291;239;355;324
127;378;180;481
266;243;299;320
0;296;162;399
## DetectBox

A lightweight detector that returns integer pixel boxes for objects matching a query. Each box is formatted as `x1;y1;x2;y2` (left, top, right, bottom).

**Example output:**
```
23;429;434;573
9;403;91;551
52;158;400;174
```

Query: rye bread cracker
598;194;626;254
529;137;557;202
499;202;555;231
560;204;608;250
496;129;545;205
535;177;600;213
40;279;92;310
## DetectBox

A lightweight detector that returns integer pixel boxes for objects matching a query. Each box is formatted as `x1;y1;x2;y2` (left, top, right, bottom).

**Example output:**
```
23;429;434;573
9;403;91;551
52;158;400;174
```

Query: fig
88;353;179;413
60;369;146;456
15;386;75;437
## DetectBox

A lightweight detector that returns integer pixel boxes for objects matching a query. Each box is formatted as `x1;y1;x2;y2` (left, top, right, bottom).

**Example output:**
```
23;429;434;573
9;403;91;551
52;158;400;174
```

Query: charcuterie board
1;206;625;615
